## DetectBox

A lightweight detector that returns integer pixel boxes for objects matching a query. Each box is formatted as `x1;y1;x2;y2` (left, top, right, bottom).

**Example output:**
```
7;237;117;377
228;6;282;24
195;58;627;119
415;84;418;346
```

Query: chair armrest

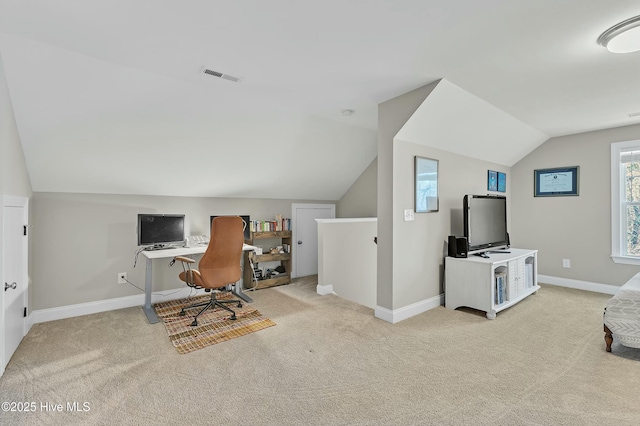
175;256;195;264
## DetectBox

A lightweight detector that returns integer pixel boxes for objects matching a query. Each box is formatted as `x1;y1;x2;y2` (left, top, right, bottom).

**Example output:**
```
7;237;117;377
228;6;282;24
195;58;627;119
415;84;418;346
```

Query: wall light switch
404;209;414;222
562;259;570;268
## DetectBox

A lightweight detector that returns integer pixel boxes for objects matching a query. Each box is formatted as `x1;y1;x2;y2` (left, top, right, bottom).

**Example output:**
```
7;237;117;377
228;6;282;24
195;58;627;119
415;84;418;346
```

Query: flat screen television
210;215;250;240
137;214;185;248
463;194;509;255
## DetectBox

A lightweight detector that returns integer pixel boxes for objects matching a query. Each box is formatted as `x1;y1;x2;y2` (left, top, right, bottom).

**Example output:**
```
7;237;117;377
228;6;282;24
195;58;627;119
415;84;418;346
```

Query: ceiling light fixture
341;109;355;116
598;15;640;53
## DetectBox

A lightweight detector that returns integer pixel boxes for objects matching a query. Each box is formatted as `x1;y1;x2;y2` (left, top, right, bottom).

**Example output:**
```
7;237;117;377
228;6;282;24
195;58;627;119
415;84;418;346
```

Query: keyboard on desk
144;245;178;251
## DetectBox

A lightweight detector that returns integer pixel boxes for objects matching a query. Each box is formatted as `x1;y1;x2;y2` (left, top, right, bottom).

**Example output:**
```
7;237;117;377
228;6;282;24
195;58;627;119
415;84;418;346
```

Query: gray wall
377;80;513;311
0;51;31;197
391;141;510;309
511;123;640;287
337;157;377;218
31;192;335;310
377;82;438;310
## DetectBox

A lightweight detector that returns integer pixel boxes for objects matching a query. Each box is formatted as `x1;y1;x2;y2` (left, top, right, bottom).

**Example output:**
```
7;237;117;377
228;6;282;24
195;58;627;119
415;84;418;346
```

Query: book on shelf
495;272;506;305
249;216;291;233
525;263;534;288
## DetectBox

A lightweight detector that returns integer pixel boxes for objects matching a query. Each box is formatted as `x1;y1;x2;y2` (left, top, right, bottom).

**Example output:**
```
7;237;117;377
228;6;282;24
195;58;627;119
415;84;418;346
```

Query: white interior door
2;196;28;375
292;204;335;278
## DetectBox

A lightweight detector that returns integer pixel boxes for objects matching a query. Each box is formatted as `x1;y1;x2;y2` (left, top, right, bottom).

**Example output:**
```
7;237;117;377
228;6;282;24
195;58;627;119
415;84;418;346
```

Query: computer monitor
210;215;250;240
137;214;185;248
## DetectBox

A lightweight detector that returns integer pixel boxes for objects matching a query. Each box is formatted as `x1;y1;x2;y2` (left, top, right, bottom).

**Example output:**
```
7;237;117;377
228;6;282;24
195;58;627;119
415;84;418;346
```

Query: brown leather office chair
174;216;244;326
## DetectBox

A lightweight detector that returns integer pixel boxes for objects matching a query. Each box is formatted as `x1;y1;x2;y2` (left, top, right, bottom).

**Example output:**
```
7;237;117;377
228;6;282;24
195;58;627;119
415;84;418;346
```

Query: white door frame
291;203;335;278
0;194;29;377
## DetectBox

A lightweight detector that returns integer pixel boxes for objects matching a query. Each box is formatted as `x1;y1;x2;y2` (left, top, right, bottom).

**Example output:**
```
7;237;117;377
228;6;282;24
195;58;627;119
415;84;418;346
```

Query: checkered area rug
154;293;276;354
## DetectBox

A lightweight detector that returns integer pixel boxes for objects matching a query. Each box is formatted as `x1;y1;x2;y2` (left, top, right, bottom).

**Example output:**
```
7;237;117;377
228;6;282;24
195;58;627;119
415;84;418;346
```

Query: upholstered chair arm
174;256;201;287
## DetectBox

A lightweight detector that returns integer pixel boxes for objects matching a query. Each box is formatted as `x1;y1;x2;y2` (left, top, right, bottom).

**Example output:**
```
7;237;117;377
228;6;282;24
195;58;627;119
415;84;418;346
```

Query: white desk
141;244;256;324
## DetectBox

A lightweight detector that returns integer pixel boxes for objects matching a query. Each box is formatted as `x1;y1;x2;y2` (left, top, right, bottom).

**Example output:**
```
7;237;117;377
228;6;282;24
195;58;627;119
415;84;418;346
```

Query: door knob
5;282;17;291
298;240;302;245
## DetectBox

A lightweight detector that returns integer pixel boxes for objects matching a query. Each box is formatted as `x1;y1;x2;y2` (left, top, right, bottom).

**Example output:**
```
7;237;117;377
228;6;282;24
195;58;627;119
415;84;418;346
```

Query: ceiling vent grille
203;68;241;82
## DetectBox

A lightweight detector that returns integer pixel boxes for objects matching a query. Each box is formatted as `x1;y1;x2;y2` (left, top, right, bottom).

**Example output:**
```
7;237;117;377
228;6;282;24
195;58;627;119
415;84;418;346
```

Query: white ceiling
1;1;639;199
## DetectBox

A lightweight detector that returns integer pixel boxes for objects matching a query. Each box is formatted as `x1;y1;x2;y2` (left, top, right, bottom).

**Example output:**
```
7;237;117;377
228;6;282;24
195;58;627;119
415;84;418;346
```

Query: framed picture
534;166;579;197
415;156;438;212
488;170;498;191
497;172;506;193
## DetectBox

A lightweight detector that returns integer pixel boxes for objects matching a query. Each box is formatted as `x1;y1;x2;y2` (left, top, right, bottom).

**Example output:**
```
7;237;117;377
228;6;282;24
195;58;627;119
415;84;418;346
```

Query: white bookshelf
444;248;539;319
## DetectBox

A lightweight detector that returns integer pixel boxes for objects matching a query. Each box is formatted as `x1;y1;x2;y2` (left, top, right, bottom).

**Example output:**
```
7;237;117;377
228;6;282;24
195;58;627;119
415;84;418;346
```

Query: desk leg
233;283;253;303
143;257;160;324
233;252;253;303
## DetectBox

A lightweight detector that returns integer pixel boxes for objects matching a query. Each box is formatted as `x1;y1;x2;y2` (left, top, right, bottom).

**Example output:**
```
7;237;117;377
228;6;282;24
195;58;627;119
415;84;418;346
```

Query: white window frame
611;140;640;265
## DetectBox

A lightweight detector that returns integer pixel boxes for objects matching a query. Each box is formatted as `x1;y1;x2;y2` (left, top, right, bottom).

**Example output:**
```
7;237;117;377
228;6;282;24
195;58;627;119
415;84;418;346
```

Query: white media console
444;248;539;319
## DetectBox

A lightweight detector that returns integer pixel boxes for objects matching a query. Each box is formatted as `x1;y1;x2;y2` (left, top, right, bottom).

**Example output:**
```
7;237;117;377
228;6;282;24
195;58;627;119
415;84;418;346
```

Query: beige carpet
154;293;276;354
1;278;640;425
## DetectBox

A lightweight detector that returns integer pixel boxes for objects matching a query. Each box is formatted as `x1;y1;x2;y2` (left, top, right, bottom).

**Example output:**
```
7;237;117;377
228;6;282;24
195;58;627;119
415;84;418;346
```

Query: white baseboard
31;288;207;324
375;294;444;324
538;274;620;295
317;284;444;323
316;284;334;296
27;313;35;332
36;275;615;325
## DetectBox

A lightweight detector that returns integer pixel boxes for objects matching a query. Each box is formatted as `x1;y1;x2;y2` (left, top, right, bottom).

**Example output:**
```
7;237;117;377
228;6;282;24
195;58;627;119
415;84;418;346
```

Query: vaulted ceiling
1;1;639;199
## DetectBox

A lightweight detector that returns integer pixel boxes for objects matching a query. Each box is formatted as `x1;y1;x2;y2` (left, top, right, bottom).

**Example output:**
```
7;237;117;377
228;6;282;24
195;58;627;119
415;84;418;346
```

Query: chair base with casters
179;288;243;326
173;216;246;327
174;253;244;327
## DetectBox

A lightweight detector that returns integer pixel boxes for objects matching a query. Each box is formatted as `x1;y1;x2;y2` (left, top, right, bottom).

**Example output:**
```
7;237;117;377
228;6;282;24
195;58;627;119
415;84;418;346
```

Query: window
611;140;640;265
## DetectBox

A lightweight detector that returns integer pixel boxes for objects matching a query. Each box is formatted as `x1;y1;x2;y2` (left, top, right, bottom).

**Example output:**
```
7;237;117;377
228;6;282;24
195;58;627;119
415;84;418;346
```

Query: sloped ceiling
396;79;548;166
1;1;639;199
0;34;376;199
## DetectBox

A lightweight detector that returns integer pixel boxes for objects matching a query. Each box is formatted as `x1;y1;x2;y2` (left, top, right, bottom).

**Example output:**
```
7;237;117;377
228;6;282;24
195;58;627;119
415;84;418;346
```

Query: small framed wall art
497;172;506;193
487;170;498;192
415;156;439;212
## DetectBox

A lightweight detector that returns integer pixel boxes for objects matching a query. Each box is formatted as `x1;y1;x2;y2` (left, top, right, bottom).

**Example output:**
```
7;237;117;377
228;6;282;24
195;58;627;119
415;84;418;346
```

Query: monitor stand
144;244;177;251
473;252;490;259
